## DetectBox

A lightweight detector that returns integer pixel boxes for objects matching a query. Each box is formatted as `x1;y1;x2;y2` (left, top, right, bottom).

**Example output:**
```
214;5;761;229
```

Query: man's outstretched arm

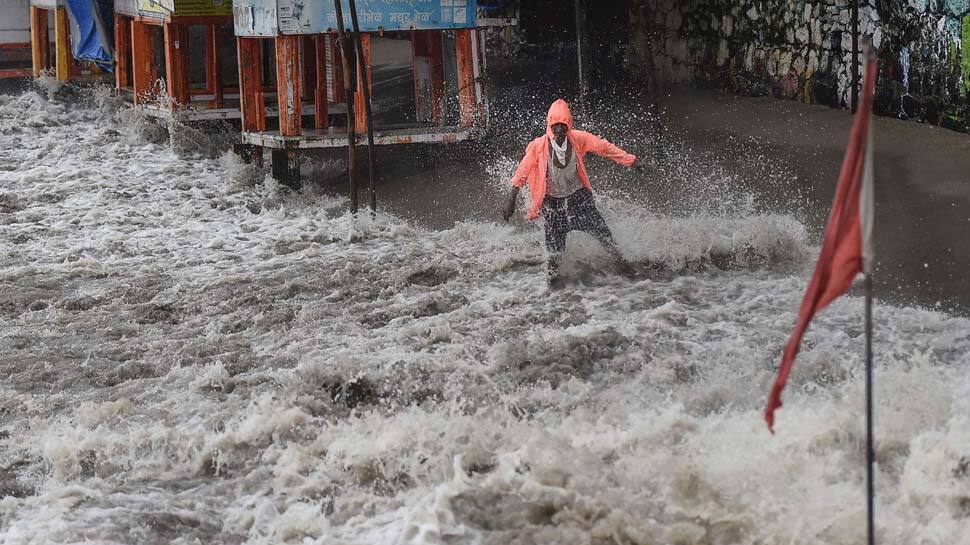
577;131;638;168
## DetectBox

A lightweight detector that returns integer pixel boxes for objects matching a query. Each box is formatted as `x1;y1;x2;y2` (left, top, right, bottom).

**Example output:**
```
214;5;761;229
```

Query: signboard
135;0;172;18
233;0;279;36
173;0;231;16
277;0;477;34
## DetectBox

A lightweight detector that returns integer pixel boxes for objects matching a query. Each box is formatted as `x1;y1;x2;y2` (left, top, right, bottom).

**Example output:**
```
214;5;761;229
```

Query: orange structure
232;1;514;186
114;0;238;120
28;0;84;81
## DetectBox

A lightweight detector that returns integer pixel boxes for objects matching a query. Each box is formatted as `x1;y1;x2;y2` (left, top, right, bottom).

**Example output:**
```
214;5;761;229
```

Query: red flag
765;58;877;432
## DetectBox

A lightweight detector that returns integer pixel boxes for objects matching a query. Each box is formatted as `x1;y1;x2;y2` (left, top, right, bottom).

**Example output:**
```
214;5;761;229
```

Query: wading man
502;99;642;287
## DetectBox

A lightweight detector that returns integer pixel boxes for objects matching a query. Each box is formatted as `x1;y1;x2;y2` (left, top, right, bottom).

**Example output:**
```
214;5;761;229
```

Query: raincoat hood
546;99;574;139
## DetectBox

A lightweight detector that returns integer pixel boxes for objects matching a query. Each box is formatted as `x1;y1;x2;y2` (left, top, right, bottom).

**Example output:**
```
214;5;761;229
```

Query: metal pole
851;0;859;113
347;0;376;213
864;272;875;545
640;1;664;166
332;0;358;214
573;0;588;116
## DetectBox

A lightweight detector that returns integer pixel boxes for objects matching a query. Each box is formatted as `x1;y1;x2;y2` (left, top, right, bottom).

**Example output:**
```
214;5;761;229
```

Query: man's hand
501;187;520;222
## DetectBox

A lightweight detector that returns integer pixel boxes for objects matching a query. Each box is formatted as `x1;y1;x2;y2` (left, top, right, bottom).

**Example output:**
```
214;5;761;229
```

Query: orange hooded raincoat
509;99;637;220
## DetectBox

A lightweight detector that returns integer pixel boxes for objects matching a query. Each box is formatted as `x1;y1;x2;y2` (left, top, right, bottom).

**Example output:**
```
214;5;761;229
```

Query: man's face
551;123;568;141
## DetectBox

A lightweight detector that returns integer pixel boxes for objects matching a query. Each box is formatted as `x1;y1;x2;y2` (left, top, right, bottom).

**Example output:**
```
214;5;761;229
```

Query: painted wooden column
274;35;304;188
275;34;302;136
237;37;264;132
130;21;153;105
30;7;50;77
455;29;477;128
314;35;329;130
54;7;70;81
114;15;131;91
163;23;190;108
205;24;223;107
354;33;372;134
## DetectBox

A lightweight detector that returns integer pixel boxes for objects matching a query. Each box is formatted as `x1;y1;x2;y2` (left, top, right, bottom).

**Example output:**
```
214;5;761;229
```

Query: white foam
1;84;968;545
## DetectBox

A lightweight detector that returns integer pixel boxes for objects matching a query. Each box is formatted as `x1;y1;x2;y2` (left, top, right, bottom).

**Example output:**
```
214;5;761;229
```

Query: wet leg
542;199;569;286
573;191;634;275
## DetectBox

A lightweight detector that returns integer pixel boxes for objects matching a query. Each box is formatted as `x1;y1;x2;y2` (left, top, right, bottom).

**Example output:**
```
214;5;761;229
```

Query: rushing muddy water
1;81;969;545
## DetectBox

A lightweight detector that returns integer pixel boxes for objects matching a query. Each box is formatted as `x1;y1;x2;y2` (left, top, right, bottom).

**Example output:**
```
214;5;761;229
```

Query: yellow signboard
173;0;232;16
136;0;173;18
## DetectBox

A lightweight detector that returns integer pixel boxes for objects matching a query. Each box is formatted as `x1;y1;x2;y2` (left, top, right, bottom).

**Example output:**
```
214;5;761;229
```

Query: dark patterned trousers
541;188;622;275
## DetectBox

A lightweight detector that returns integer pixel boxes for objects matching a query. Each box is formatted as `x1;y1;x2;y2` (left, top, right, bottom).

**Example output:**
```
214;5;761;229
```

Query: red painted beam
354;33;371;134
237;37;264;132
314;35;329;130
164;23;190;108
455;29;476;128
131;20;153;105
29;7;50;76
115;15;132;91
275;34;302;136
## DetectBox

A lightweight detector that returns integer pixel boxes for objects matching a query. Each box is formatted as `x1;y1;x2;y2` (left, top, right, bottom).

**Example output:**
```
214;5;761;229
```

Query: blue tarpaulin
66;0;113;69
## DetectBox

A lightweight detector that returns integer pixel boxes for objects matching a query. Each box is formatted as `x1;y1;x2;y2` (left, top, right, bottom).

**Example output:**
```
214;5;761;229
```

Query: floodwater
1;77;969;545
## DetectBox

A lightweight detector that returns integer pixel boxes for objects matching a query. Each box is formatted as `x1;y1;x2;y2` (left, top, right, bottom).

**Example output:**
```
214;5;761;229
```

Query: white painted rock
793;52;807;75
807;49;819;78
779;50;794;75
717;39;730;66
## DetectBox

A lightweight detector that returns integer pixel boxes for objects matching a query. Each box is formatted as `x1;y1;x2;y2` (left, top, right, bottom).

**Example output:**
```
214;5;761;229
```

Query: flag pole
864;272;875;545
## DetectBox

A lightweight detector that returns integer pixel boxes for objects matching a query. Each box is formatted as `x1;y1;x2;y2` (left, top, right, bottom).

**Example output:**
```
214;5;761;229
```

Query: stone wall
628;0;970;129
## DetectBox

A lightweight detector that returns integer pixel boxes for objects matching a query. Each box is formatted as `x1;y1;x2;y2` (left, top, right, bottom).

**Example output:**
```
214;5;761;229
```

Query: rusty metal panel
233;0;279;37
276;0;477;35
113;0;139;18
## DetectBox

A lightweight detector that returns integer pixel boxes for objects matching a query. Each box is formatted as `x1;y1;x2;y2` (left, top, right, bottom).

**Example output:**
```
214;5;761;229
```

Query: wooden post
131;21;152;105
574;0;589;113
275;34;302;137
205;24;224;107
164;23;190;108
314;35;329;130
54;7;70;81
348;0;377;212
115;15;131;91
272;35;303;187
30;7;49;77
332;0;358;213
237;37;264;132
455;29;476;128
354;33;372;133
